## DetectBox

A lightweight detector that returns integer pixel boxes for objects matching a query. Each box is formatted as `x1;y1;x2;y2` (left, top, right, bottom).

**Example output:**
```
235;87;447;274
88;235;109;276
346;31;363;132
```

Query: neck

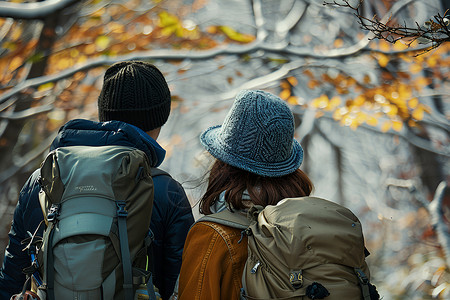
146;127;161;140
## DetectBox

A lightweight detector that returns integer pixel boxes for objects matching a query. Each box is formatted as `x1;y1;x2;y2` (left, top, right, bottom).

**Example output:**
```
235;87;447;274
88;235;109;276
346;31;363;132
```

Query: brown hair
200;160;314;215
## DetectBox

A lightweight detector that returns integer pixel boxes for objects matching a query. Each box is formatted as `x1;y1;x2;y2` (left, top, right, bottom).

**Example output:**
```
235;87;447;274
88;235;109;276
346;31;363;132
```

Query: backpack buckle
355;268;369;285
116;201;128;217
47;204;60;223
289;270;303;289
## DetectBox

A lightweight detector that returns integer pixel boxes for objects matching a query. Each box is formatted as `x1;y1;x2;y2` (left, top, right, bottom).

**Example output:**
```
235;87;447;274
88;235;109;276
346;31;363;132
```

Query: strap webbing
355;268;371;300
117;201;134;300
46;225;56;300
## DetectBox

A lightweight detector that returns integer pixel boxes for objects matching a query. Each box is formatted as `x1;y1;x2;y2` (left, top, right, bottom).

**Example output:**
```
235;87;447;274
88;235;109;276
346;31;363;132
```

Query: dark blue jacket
0;119;194;300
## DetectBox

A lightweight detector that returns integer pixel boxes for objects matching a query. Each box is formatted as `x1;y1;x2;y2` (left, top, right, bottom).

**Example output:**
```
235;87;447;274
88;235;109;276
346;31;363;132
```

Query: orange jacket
178;221;248;300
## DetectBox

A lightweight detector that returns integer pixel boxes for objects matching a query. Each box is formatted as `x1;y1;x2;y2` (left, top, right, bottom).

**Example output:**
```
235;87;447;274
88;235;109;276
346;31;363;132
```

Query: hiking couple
0;61;378;300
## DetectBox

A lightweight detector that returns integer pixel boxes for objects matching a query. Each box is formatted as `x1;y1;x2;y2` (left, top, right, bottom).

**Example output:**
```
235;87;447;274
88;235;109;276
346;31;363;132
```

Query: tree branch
428;181;450;268
0;104;53;120
0;0;80;20
325;0;450;53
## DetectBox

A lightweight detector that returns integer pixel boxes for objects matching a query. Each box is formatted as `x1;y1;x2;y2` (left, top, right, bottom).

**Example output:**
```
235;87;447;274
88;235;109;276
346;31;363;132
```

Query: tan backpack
201;196;379;300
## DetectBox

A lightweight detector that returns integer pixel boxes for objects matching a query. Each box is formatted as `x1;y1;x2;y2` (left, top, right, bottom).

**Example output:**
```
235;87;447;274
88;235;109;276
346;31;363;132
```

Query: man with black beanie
0;61;195;300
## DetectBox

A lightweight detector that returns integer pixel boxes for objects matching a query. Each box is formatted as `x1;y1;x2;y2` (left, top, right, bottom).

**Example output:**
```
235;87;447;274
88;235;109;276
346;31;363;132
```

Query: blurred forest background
0;0;449;299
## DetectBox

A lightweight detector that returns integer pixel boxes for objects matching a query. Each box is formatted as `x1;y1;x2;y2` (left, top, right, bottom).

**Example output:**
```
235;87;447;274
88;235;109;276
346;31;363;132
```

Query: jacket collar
50;119;166;167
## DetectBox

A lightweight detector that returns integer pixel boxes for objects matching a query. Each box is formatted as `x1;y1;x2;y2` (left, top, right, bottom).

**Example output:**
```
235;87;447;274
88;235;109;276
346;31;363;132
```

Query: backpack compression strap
116;201;134;300
355;268;371;300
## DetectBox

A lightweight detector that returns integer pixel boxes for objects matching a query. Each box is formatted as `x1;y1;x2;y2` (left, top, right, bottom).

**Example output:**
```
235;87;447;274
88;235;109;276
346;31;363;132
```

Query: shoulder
189;221;245;255
185;222;236;256
151;168;188;204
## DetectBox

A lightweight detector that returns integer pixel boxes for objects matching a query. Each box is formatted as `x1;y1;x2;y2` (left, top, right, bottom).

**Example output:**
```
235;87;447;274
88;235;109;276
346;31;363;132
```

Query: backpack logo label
75;185;97;192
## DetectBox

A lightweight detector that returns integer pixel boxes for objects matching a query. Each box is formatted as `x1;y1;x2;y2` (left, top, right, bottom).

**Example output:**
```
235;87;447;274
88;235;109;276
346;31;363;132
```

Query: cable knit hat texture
200;90;303;177
98;61;171;131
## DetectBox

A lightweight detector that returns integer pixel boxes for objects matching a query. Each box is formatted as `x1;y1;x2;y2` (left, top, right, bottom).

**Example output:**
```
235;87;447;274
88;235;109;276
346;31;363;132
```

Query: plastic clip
116;201;128;217
47;204;60;223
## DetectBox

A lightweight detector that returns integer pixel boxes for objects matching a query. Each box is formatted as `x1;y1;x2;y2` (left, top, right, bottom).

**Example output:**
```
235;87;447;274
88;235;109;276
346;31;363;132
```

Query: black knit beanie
98;61;171;132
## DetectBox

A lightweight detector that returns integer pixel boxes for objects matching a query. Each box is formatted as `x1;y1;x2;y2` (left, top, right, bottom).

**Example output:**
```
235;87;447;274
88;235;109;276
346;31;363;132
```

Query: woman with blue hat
177;89;314;300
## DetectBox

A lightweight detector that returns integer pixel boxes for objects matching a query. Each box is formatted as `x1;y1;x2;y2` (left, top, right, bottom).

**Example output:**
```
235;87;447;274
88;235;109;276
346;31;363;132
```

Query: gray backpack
201;197;379;300
32;145;157;300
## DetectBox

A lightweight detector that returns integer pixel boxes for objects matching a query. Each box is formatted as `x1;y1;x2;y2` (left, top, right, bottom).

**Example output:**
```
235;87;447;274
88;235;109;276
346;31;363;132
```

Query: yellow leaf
95;35;110;51
354;95;365;106
412;107;424;120
38;82;55;92
427;55;438;67
57;58;71;69
311;95;329;109
161;26;176;37
386;105;398;117
393;41;408;51
108;22;125;34
334;38;344;48
414;77;431;90
307;80;319;89
392;120;403;132
158;11;180;27
77;55;88;64
3;41;17;51
366;115;378;126
206;25;218;34
9;56;22;71
409;63;423;74
379;40;391;51
349;119;359;130
408;98;419;109
356;111;367;124
287;76;298;86
421;104;432;114
329;96;341;109
381;121;392;132
219;26;255;43
279;89;291;100
378;53;389;67
287;96;299;105
280;81;290;89
70;49;80;58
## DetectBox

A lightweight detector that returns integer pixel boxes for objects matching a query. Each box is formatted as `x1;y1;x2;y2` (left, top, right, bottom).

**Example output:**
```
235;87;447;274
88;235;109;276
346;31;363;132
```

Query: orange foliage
281;41;448;132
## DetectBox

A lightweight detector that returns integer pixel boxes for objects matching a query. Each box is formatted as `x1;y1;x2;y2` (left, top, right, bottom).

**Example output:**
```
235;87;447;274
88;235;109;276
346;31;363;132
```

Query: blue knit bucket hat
200;90;303;177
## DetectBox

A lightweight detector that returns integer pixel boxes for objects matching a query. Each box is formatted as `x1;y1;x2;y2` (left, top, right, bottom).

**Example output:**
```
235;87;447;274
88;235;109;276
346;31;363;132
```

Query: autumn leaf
307;79;320;89
218;26;255;43
381;120;392;132
392;119;403;132
409;63;423;74
378;40;391;52
408;98;419;109
334;38;344;48
366;115;378;126
287;76;298;86
393;41;409;51
412;107;424;120
287;96;299;105
95;35;110;51
279;89;291;100
311;95;329;109
377;53;389;67
37;82;55;92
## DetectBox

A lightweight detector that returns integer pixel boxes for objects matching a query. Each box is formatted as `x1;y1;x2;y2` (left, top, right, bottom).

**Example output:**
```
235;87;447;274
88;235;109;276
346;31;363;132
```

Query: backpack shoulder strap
150;167;171;178
198;209;250;230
